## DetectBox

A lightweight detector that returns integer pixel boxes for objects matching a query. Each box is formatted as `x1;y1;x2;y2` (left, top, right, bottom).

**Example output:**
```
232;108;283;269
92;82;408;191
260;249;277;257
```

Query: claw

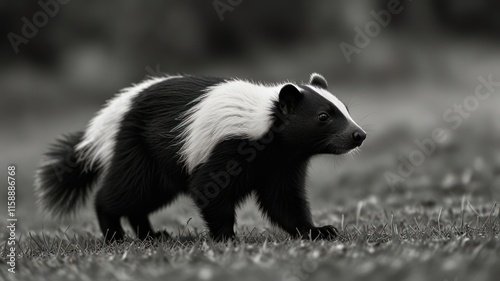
318;225;339;240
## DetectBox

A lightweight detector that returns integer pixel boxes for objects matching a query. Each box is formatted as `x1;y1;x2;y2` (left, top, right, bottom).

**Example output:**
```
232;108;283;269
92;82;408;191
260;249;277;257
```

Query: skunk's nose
352;130;366;145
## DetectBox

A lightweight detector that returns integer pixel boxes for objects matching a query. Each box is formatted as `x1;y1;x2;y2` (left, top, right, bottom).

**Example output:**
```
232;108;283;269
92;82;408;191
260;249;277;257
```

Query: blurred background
1;0;500;232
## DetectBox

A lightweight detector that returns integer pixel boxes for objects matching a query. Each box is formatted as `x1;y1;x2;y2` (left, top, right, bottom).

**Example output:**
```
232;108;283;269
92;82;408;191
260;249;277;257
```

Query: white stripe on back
76;76;182;172
175;80;282;173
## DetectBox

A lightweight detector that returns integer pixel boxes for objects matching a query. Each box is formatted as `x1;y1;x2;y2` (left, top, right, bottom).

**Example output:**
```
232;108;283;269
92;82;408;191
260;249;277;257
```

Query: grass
1;194;499;281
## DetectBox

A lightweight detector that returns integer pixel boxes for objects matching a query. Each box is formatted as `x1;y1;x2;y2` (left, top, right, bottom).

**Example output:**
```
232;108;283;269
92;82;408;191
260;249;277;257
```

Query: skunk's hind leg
95;188;125;242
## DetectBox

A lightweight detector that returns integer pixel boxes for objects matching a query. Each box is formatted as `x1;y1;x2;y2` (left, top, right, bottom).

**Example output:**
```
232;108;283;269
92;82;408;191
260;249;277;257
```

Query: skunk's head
276;73;366;155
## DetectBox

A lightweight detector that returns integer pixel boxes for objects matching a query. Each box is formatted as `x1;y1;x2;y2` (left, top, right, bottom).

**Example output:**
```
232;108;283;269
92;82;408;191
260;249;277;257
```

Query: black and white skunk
35;73;366;242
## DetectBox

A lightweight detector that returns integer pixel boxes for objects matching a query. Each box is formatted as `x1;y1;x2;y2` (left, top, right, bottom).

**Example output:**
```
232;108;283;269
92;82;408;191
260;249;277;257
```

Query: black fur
94;76;224;240
35;131;99;217
36;74;364;242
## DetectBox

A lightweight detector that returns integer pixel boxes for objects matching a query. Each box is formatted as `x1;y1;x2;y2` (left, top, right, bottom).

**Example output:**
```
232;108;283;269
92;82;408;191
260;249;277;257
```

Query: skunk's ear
309;73;328;89
278;84;303;115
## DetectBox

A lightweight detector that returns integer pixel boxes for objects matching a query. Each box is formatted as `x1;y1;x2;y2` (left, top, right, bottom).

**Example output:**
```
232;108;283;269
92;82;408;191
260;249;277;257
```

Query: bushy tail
35;131;99;217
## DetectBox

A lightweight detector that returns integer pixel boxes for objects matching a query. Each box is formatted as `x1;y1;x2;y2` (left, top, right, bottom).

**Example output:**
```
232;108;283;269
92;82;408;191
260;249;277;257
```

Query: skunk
35;73;366;241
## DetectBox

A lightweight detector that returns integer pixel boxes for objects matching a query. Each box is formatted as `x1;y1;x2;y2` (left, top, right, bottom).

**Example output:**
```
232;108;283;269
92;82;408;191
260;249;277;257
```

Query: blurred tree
431;0;500;37
1;2;59;67
189;0;309;57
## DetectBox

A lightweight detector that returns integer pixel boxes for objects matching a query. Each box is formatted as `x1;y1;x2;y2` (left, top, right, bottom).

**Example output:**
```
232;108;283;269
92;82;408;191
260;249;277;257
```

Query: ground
4;197;499;281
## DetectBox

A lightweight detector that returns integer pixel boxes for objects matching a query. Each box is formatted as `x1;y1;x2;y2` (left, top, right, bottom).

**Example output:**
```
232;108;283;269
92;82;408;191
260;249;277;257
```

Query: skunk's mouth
320;142;354;155
317;132;365;155
325;140;363;155
329;147;353;155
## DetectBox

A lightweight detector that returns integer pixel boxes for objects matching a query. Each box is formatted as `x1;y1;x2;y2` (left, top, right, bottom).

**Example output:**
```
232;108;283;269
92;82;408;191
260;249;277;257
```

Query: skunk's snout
352;130;366;146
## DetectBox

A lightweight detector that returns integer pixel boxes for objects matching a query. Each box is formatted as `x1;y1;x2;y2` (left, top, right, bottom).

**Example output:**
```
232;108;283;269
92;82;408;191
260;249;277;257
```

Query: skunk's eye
318;112;329;122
